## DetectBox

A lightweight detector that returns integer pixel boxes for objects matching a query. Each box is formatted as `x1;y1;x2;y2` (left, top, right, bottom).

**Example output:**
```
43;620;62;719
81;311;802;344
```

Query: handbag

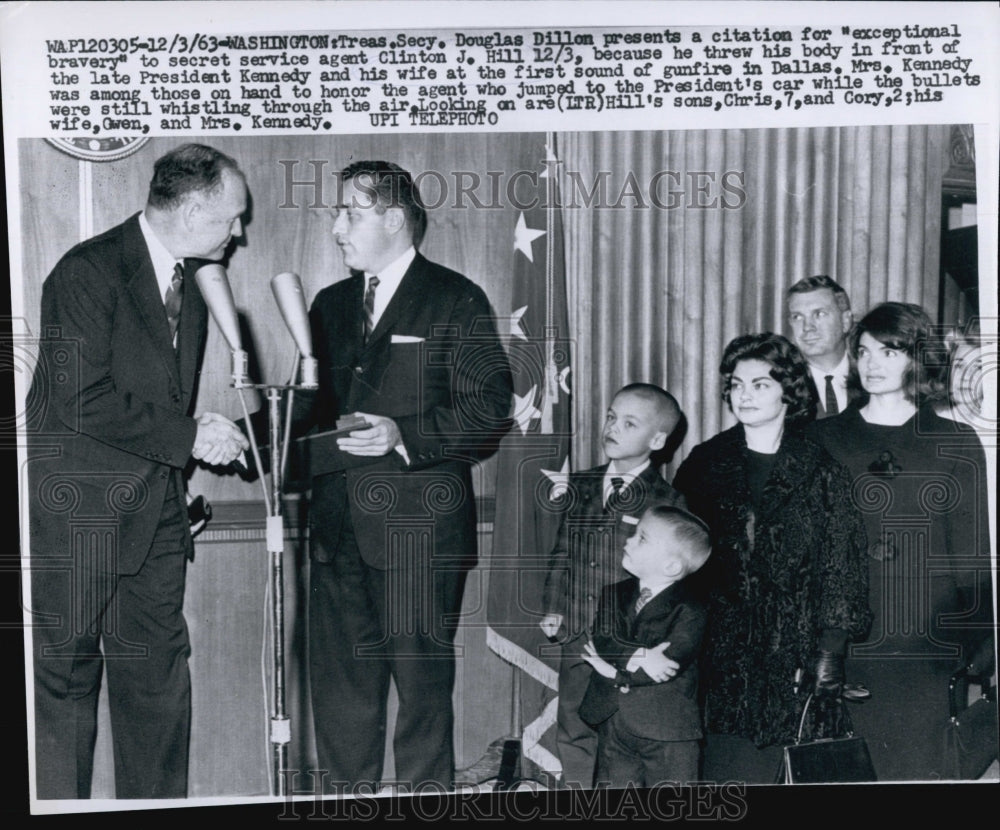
941;645;998;780
777;693;877;784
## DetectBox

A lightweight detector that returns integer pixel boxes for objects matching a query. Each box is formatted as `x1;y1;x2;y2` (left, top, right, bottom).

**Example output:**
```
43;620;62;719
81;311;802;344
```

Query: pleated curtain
560;125;952;473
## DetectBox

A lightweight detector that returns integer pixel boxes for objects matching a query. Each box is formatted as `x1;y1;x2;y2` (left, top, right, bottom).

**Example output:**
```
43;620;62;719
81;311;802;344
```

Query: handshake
192;412;250;467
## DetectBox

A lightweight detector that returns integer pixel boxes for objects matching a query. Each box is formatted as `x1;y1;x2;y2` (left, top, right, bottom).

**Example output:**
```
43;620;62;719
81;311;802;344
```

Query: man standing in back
785;275;858;418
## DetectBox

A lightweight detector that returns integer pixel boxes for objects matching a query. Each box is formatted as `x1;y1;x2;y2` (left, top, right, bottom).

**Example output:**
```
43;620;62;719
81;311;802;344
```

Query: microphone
271;272;318;388
195;262;249;387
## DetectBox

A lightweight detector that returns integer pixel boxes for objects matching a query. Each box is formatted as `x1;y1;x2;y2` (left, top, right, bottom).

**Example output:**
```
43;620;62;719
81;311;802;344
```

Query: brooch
868;450;902;478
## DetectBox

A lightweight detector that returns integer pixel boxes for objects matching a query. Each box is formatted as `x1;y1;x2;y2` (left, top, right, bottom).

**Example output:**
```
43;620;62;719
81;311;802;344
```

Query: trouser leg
103;485;191;799
308;519;390;792
555;635;598;788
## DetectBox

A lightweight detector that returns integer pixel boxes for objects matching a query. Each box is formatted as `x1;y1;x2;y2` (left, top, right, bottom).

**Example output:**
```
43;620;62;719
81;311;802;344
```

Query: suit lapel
577;465;608;516
620;579;642;631
121;216;182;388
630;463;663;500
176;260;208;408
362;254;429;352
631;582;678;638
806;374;828;418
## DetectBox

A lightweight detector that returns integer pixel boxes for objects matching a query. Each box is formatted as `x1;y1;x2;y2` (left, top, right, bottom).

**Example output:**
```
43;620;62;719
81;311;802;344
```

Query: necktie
363;274;380;342
634;587;653;615
165;262;184;343
608;476;625;510
824;374;839;416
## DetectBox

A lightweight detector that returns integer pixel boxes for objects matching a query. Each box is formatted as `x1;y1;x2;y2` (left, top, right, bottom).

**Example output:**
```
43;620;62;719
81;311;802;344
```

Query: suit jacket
579;577;706;742
542;463;686;637
295;253;513;569
26;213;206;575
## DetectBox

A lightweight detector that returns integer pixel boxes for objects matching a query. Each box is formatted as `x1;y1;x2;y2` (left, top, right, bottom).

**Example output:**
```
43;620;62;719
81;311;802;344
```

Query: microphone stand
234;351;317;798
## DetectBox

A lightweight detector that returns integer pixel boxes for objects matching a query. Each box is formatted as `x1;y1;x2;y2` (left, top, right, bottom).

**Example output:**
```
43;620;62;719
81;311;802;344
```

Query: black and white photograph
2;1;997;822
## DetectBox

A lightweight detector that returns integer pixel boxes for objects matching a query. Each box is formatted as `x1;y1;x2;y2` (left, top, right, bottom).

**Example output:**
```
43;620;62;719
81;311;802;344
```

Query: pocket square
391;334;425;343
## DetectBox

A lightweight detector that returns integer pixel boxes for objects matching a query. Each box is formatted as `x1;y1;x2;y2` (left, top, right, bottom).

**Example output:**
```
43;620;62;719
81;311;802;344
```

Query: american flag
485;132;572;782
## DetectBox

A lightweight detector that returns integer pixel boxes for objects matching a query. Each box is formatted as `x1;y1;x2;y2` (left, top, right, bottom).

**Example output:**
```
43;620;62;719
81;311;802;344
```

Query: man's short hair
615;382;681;435
644;504;712;578
341;160;428;249
786;275;852;313
147;143;242;210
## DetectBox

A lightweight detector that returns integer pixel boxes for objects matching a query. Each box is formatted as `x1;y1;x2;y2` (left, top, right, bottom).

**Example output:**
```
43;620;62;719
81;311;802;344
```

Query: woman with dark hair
673;332;871;783
808;302;994;781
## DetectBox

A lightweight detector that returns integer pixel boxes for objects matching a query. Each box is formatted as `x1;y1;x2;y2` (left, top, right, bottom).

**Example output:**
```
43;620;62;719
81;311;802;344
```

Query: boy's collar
606;458;651;478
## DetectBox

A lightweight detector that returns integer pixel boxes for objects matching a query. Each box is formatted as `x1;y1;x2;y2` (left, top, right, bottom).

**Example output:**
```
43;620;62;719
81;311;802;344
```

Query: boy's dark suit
295;253;512;788
580;577;707;787
27;214;208;798
541;464;685;788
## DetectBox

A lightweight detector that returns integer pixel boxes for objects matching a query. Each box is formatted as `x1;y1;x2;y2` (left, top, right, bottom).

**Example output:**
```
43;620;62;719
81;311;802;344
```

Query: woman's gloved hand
813;650;845;699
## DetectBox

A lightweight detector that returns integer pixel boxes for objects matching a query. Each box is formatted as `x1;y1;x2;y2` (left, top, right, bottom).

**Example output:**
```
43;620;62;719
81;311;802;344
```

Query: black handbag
777;693;877;784
941;644;998;780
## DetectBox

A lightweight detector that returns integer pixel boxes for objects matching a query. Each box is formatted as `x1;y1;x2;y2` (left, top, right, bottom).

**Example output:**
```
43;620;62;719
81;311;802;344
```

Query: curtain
560;125;952;473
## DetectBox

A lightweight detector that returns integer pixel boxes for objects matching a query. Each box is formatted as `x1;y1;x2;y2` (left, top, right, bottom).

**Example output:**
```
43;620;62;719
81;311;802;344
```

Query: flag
485;133;572;781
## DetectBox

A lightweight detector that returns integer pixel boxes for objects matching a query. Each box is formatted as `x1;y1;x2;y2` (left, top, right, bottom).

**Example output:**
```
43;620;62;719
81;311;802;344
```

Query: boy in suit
539;383;686;788
580;505;711;788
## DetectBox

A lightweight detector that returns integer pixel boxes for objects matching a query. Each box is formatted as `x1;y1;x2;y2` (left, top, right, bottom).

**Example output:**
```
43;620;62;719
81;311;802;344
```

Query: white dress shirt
808;352;851;414
602;459;651;507
362;245;416;464
364;246;416;329
139;212;184;305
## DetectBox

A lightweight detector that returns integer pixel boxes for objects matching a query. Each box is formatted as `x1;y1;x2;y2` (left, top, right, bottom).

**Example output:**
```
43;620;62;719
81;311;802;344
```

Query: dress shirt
602;459;651;508
139;212;184;305
365;246;416;329
361;245;416;465
808;351;850;414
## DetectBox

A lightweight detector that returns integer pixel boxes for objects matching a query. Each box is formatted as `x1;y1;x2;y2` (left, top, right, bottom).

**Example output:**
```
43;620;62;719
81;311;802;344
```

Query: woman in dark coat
673;332;872;783
808;303;994;781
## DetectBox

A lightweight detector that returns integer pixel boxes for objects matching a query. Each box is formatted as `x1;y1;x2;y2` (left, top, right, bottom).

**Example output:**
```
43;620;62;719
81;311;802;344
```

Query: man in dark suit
296;161;512;792
786;275;858;418
26;143;250;799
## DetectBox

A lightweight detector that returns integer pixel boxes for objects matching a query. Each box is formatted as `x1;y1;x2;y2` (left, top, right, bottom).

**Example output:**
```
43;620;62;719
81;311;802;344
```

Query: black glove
813;650;845;699
807;650;845;738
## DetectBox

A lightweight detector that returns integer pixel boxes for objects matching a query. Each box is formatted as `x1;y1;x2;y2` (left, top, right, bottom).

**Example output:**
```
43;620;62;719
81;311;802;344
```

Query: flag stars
514;213;546;262
513;385;542;435
541;457;571;500
510;305;528;340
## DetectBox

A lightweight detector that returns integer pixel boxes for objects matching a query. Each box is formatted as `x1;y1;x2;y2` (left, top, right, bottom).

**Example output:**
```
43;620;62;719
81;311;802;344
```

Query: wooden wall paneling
16;141;80;336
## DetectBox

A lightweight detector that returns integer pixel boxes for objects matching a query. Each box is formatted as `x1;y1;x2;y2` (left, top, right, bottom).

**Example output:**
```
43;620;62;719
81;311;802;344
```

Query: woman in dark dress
673;333;871;783
808;302;994;781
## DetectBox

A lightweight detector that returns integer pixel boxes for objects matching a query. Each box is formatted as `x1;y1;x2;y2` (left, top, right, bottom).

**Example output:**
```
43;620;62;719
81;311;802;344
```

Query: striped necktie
634;587;653;614
363;274;380;342
165;262;184;343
